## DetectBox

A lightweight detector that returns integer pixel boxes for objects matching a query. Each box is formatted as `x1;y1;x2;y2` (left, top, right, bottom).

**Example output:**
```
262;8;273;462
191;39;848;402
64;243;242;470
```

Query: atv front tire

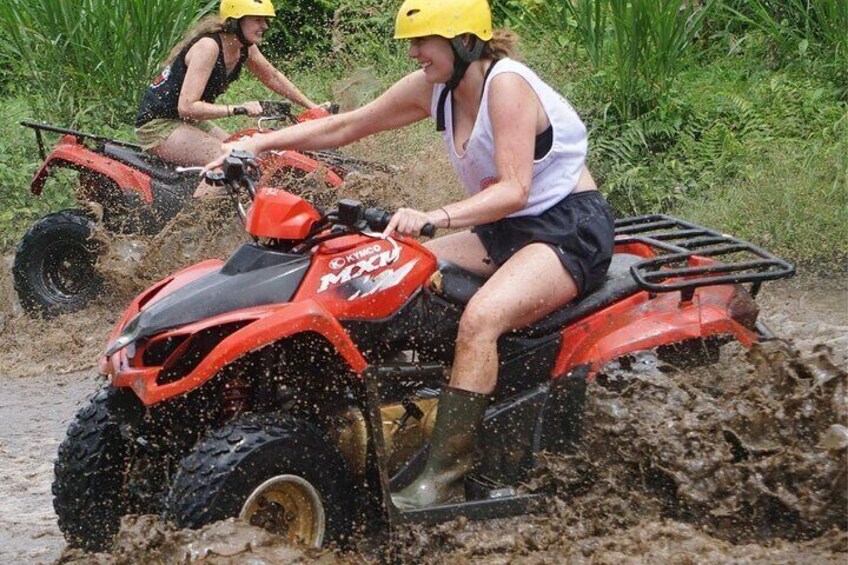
52;387;141;552
166;413;354;548
13;209;104;317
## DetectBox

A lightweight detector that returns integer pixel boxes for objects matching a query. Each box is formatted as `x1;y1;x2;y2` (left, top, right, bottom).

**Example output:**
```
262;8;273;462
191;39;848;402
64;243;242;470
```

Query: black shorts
472;191;615;296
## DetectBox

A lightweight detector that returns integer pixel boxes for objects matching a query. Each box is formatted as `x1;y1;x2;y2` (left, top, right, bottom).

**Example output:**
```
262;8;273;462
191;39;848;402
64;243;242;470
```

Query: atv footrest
615;214;795;300
395;492;548;525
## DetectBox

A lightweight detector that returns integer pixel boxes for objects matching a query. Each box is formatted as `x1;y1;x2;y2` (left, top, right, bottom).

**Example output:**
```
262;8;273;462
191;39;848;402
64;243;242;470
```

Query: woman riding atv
207;0;615;510
135;0;323;197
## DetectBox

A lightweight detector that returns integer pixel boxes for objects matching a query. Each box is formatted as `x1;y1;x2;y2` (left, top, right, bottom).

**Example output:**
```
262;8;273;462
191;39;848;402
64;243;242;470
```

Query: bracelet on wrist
439;207;451;229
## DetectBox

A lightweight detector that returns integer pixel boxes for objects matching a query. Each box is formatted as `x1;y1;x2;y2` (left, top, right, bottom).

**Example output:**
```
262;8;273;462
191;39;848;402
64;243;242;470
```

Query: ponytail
482;29;520;60
161;14;227;68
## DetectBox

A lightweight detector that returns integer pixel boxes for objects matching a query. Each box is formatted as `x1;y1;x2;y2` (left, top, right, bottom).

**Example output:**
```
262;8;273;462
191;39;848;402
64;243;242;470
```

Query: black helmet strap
436;36;487;132
225;18;253;46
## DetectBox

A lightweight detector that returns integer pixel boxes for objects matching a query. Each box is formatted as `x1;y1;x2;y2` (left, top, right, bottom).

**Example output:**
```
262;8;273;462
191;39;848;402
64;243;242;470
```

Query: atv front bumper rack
615;214;795;301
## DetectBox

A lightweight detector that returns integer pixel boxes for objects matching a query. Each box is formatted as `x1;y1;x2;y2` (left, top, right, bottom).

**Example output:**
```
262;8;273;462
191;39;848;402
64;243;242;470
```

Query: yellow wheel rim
239;475;325;547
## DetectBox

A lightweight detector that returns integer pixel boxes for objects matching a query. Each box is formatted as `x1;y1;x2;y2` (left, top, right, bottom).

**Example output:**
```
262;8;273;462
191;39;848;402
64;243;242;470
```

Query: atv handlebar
361;206;437;238
204;150;259;222
206;152;435;238
257;101;339;131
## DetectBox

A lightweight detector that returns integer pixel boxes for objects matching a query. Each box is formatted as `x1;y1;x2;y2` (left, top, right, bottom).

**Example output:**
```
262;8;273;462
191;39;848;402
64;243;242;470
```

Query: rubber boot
391;386;489;510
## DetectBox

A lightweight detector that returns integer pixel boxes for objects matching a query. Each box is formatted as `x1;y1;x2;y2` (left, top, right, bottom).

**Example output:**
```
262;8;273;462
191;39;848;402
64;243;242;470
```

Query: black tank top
135;34;249;127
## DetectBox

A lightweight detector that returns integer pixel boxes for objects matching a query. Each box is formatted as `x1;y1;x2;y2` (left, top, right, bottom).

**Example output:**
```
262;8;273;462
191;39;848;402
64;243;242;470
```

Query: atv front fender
111;299;367;406
31;135;153;201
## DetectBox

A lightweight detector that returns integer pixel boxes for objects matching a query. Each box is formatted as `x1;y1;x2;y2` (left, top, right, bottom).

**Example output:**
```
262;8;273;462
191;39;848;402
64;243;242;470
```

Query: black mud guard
532;364;590;455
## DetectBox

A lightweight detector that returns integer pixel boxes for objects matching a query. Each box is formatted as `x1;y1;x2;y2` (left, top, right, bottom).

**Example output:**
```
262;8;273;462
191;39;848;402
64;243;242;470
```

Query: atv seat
436;253;644;338
104;143;198;184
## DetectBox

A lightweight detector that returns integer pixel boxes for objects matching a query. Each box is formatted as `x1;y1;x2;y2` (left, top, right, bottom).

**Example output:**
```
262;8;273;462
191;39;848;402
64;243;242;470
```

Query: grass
496;0;711;119
0;98;77;248
678;122;847;265
0;0;217;126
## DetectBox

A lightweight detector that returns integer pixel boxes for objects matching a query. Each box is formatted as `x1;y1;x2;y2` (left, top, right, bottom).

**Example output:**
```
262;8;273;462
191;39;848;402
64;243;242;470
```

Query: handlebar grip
363;208;436;237
363;208;391;231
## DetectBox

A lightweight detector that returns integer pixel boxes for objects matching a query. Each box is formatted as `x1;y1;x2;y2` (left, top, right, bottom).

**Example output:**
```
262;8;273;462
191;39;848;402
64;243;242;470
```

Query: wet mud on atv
13;104;393;318
51;153;795;552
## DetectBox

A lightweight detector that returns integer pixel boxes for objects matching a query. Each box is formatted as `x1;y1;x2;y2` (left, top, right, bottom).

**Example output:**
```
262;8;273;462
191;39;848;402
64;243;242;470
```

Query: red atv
52;152;794;552
13;103;389;317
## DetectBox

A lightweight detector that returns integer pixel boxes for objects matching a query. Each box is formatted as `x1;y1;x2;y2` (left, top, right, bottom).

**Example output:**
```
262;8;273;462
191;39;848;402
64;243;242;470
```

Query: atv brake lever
176;166;203;174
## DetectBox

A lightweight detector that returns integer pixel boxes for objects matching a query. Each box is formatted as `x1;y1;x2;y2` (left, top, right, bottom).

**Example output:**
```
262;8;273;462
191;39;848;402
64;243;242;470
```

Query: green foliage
678;111;847;262
0;0;216;127
585;62;847;261
721;0;847;89
0;99;77;248
325;0;409;70
493;0;711;119
263;0;335;60
0;0;844;266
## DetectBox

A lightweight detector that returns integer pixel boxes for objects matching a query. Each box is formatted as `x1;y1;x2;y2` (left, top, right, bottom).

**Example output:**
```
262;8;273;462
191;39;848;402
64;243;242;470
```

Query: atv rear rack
21;120;141;160
615;214;795;301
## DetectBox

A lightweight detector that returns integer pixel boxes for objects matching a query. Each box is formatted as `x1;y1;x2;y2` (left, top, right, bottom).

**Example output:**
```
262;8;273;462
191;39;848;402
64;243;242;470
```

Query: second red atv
52;152;795;552
13;103;391;317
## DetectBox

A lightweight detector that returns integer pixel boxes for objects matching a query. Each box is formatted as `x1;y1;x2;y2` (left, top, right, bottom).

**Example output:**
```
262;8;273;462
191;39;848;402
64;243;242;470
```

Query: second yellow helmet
394;0;493;41
220;0;276;20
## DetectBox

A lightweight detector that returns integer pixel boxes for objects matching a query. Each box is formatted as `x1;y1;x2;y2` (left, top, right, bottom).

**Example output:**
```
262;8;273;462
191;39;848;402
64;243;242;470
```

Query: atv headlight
105;315;142;356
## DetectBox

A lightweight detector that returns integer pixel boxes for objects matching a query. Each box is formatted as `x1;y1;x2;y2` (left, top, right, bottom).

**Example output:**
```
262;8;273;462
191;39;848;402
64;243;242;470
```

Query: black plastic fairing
113;245;309;349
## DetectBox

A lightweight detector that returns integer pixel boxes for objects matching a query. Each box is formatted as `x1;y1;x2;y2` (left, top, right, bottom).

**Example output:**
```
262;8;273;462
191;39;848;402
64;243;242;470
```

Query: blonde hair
162;14;228;68
482;29;520;60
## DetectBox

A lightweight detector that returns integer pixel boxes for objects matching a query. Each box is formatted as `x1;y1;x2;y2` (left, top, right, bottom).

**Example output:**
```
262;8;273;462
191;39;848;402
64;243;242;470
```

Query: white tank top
431;58;587;217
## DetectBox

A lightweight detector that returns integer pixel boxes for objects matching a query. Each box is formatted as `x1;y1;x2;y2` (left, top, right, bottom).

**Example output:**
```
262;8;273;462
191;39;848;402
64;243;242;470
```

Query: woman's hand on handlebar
202;137;260;173
383;207;440;238
240;101;264;117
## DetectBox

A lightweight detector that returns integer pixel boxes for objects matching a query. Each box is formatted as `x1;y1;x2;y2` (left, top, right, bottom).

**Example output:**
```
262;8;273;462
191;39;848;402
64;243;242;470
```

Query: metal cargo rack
614;214;795;301
21;120;142;160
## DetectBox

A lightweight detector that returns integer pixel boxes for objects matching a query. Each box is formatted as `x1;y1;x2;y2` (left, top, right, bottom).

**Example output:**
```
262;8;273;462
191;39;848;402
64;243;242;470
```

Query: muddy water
0;371;101;564
0;144;845;562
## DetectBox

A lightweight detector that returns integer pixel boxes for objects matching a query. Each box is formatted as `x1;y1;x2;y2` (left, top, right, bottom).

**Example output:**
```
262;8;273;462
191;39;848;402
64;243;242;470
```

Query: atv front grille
614;215;795;301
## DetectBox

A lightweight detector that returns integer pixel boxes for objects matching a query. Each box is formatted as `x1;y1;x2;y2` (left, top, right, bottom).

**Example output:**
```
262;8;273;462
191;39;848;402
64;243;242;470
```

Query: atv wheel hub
239;475;325;547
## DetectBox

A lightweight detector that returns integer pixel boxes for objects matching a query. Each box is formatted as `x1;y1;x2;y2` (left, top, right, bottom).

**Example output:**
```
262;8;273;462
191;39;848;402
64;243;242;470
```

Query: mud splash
57;516;345;565
541;341;846;537
0;199;249;379
0;122;845;562
387;338;847;563
49;329;847;564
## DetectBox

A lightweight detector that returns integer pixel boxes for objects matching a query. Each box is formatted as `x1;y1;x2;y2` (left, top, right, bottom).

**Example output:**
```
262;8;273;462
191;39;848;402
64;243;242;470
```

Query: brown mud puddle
0;158;845;562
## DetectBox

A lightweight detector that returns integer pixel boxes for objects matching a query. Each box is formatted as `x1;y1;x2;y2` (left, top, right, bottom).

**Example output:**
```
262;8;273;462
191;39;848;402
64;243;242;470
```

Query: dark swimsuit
136;34;249;127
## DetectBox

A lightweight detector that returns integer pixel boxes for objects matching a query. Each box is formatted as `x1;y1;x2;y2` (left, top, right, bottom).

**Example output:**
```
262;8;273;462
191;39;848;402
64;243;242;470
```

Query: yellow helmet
220;0;276;20
394;0;493;41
